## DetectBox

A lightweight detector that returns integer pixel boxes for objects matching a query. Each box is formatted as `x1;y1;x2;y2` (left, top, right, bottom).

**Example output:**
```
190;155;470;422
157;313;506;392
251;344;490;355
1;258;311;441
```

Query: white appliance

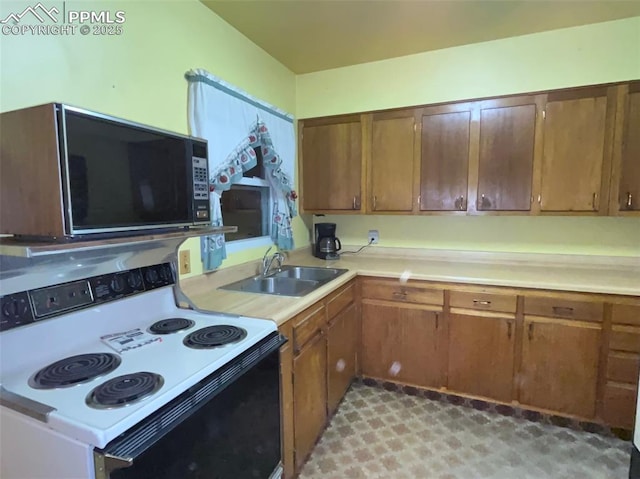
0;241;284;479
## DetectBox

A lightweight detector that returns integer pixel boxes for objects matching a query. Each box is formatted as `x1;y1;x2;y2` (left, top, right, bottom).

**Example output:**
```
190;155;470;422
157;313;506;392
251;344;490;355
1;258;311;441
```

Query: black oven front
94;333;285;479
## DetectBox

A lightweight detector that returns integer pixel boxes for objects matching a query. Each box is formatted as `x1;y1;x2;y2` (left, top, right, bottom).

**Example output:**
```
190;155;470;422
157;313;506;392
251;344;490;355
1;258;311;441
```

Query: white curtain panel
186;69;296;270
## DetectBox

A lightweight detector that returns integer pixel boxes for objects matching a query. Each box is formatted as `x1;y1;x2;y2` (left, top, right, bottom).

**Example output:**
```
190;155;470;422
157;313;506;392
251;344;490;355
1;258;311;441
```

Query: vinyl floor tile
298;383;631;479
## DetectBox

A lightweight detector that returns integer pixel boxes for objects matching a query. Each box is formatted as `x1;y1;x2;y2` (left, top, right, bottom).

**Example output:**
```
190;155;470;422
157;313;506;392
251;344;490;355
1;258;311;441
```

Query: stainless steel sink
220;265;348;297
272;266;346;282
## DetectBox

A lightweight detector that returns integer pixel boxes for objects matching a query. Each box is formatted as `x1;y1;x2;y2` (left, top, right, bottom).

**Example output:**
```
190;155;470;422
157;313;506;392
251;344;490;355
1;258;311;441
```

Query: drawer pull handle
552;306;574;316
473;300;491;307
392;292;407;300
528;323;534;341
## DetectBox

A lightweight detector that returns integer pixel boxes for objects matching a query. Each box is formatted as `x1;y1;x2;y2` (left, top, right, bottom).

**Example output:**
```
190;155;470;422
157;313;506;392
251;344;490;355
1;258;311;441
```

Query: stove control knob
159;265;172;282
2;298;28;319
110;276;126;293
127;272;143;289
145;269;159;284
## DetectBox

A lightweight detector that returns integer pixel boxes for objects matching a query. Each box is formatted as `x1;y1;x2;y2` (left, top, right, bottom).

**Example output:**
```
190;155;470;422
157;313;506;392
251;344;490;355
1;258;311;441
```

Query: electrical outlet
179;250;191;275
368;230;379;244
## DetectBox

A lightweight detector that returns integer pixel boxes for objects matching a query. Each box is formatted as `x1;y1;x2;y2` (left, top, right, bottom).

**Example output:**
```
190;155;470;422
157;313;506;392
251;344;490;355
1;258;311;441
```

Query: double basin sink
220;265;348;297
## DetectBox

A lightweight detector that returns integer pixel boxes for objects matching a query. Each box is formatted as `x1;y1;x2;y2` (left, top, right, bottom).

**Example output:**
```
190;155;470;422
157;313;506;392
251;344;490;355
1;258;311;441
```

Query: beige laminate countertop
180;249;640;327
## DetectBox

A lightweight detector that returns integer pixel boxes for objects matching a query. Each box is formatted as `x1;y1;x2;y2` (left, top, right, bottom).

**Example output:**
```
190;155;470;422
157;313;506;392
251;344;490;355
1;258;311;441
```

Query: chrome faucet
261;246;285;277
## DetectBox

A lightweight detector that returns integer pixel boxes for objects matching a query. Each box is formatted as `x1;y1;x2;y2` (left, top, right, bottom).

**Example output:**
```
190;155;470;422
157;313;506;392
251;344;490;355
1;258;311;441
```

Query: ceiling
202;0;640;74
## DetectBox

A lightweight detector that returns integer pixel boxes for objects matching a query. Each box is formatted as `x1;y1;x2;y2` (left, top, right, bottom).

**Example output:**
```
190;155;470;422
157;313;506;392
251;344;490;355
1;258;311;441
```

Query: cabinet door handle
592;192;598;211
435;312;439;330
392;291;407;300
507;321;512;339
473;299;491;307
626;192;633;209
352;196;357;209
373;195;377;210
528;323;534;341
459;195;465;211
552;306;574;317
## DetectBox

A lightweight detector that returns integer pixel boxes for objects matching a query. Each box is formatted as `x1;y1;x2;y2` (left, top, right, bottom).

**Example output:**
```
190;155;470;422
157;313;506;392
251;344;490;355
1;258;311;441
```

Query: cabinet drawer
361;279;443;306
327;282;355;321
612;304;640;326
449;291;516;314
610;325;640;353
602;382;638;429
524;297;603;322
293;305;326;352
607;352;640;383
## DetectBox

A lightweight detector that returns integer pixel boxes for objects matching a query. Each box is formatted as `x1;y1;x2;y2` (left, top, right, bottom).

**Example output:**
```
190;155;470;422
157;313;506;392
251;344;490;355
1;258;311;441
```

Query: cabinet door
293;333;327;470
520;318;601;418
361;302;441;387
477;102;536;211
420;109;471;211
327;303;357;416
370;114;415;212
301;118;362;211
618;82;640;212
279;340;295;479
540;89;609;212
448;314;515;402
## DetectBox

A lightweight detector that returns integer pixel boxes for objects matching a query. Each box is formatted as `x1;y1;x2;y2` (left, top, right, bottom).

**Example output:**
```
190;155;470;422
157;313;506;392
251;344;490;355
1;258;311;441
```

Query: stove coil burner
86;372;164;409
149;318;196;335
30;353;121;389
183;325;248;349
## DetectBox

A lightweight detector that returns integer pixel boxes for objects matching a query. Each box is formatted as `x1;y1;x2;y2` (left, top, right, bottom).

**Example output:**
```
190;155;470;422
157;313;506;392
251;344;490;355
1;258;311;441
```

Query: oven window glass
65;111;189;229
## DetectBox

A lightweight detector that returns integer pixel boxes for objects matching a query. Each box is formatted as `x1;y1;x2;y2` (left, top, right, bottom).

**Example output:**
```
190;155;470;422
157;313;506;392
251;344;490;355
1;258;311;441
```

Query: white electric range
0;246;284;479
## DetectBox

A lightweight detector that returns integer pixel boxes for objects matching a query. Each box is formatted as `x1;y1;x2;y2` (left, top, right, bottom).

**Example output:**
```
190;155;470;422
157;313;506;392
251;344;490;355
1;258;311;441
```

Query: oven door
94;333;285;479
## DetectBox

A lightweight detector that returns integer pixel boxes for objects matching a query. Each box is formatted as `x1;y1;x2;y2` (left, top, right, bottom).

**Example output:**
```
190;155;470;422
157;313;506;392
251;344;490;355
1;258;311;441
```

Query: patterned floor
299;383;631;479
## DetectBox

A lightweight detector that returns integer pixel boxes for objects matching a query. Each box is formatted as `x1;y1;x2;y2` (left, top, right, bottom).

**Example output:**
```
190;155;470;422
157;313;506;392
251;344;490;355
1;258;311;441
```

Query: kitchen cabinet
448;313;515;402
610;81;640;214
368;111;416;212
279;280;357;476
293;330;327;470
360;279;444;387
602;304;640;428
361;302;442;387
519;296;603;418
327;302;358;415
300;116;362;212
539;87;614;213
419;104;472;211
476;97;537;211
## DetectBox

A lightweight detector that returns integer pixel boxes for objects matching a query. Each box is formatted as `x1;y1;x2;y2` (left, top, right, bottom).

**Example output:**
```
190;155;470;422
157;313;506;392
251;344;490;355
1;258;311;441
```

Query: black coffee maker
314;223;342;260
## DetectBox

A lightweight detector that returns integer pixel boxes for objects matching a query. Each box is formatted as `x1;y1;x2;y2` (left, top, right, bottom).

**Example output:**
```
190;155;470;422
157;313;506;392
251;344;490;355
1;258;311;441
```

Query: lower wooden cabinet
519;318;602;418
327;302;358;415
361;302;442;387
293;332;327;469
448;313;515;402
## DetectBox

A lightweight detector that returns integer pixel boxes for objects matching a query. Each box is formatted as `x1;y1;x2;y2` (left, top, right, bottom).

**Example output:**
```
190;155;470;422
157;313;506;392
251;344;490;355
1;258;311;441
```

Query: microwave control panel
192;156;209;201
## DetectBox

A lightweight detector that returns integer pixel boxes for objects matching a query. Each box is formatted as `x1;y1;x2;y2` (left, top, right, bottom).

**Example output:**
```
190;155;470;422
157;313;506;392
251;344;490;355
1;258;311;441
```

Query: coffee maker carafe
314;223;341;260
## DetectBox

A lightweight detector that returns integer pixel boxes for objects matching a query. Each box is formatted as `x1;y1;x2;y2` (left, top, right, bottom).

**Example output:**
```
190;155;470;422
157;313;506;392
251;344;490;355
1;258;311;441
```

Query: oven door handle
93;452;133;479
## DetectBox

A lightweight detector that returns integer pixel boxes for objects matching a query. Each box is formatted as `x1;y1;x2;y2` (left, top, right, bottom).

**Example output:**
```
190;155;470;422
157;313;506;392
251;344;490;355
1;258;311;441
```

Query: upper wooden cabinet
298;80;634;216
476;98;537;211
611;81;640;215
539;87;614;213
368;112;416;212
300;116;362;212
419;105;472;211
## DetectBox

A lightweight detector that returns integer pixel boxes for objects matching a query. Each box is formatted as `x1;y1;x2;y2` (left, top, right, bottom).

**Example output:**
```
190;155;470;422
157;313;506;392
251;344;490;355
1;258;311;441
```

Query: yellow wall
0;0;308;276
297;17;640;257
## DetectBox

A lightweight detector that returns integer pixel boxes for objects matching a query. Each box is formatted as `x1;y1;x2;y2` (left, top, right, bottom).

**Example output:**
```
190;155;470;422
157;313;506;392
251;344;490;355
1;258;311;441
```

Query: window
220;147;271;249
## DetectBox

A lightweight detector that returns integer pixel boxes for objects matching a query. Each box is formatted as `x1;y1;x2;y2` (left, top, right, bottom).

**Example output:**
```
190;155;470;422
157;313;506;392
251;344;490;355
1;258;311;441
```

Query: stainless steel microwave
0;103;210;240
